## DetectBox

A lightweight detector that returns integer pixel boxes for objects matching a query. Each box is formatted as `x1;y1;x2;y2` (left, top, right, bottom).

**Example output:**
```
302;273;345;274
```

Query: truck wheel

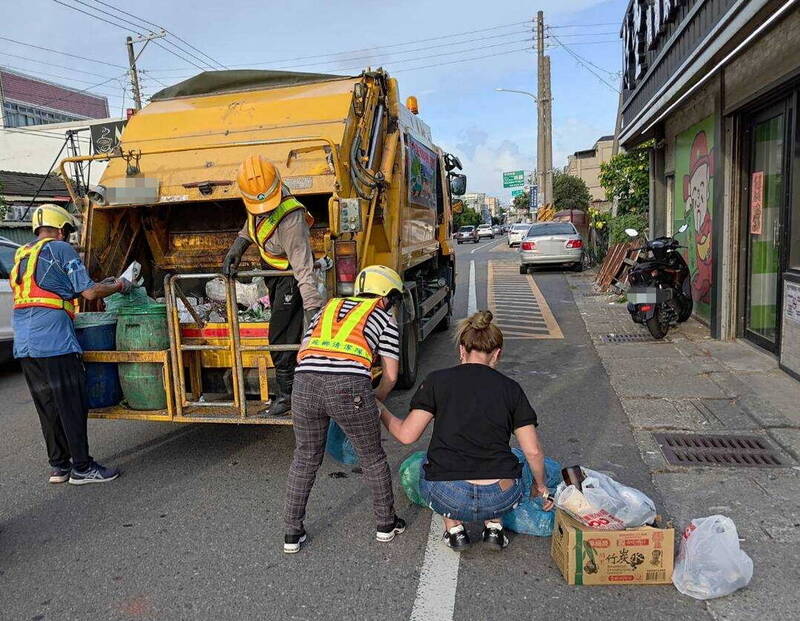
397;321;419;389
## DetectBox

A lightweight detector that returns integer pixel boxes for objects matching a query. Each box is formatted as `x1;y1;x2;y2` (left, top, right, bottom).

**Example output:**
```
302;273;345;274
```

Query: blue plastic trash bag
511;448;562;494
325;420;359;465
503;451;563;536
399;451;427;507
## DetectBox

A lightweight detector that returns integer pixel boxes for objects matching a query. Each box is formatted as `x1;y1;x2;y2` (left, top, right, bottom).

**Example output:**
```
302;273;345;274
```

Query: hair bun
469;310;493;330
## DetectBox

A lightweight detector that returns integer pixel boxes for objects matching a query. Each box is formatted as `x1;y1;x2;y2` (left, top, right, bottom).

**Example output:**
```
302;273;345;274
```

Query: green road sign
511;189;525;197
502;170;525;188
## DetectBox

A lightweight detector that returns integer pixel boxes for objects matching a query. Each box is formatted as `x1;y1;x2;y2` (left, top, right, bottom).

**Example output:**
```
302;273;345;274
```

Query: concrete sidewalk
568;272;800;621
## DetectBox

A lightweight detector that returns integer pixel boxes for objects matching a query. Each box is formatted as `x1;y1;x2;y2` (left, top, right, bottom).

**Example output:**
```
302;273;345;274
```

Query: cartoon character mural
675;116;715;321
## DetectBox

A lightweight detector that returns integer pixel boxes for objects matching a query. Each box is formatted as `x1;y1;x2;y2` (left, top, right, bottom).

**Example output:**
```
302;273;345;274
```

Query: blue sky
3;0;626;200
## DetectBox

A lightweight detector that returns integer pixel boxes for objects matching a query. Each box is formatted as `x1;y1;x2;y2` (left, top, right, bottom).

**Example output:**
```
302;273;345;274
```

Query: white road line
407;263;476;621
467;259;477;315
469;238;504;254
409;514;459;621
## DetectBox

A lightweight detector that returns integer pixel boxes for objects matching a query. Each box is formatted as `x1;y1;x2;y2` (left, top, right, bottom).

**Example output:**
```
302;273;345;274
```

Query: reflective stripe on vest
9;238;76;318
298;297;382;367
246;196;313;270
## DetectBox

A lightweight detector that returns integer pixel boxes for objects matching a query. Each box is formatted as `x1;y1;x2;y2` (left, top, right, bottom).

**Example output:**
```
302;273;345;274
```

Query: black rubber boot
266;368;294;417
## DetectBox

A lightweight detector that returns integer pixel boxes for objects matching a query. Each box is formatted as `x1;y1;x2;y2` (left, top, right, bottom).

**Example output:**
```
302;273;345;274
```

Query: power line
393;46;531;74
0;36;127;69
0;64;127;95
158;37;534;82
545;31;618;37
149;19;533;73
9;73;128;113
88;0;227;69
547;32;619;92
272;37;533;72
548;22;620;28
0;53;118;80
548;39;621;46
61;0;213;70
51;0;210;71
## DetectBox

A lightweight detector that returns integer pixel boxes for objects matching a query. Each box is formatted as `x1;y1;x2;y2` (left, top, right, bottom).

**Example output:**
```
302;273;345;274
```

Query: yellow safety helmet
355;265;403;297
237;154;282;215
31;203;76;234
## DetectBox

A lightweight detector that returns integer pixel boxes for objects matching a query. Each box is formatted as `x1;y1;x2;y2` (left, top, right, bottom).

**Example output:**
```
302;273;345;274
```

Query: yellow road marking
488;260;564;339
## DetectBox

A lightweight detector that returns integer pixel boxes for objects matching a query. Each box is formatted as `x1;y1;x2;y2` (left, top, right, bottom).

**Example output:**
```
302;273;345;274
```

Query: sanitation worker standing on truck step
222;155;324;417
282;265;404;553
11;204;130;485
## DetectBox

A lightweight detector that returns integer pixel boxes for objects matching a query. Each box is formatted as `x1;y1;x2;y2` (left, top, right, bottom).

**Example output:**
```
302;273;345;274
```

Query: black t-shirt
410;363;538;481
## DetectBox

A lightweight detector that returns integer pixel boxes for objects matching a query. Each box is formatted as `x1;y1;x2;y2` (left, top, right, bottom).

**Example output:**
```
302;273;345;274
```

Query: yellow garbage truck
60;69;465;424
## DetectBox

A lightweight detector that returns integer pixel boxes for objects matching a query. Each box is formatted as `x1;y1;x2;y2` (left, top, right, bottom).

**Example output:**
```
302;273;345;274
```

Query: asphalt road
0;238;708;620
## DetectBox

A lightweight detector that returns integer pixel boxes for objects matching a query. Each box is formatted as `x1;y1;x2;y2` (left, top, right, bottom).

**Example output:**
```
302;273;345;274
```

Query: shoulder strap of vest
319;297;381;341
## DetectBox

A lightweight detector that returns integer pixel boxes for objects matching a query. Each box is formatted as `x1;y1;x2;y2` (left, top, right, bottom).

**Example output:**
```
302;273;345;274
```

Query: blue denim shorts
419;473;523;522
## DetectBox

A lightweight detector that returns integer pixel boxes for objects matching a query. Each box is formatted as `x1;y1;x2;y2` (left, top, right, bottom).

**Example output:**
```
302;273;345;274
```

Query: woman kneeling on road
379;310;553;550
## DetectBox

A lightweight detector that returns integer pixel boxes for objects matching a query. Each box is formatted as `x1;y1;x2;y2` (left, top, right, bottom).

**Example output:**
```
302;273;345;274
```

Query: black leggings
266;275;304;372
20;353;92;471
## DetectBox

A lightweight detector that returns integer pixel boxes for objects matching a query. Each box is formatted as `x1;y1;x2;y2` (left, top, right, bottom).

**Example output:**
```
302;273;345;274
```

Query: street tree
454;207;481;229
553;172;591;211
512;191;530;212
599;143;651;215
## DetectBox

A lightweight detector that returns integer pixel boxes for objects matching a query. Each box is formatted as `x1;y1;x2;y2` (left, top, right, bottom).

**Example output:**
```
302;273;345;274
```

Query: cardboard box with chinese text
550;509;674;585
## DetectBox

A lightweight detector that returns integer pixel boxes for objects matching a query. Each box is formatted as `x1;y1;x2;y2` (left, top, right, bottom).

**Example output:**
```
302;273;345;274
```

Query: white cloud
440;129;534;202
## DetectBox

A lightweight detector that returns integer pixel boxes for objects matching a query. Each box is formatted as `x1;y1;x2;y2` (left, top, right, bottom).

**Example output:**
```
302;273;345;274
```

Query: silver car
518;222;583;273
0;238;19;363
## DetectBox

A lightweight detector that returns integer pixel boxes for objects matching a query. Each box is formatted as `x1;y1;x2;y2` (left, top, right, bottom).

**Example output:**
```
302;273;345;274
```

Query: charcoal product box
550;509;674;585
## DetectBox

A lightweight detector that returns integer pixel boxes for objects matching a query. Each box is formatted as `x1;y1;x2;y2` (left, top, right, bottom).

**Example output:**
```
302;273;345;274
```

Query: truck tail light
335;240;357;295
521;241;535;251
566;239;583;248
640;304;653;312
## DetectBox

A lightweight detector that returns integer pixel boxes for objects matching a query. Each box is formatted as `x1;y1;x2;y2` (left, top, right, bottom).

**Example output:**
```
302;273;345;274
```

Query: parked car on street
454;225;479;244
518;221;584;273
477;224;495;239
507;223;531;247
0;238;19;363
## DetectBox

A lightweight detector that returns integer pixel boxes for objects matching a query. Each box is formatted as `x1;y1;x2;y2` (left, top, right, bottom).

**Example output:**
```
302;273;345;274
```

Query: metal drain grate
601;333;654;343
653;433;785;467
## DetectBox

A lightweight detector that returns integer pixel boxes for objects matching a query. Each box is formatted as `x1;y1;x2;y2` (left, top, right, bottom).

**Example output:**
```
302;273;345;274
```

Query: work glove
222;237;251;277
304;307;321;328
116;278;133;294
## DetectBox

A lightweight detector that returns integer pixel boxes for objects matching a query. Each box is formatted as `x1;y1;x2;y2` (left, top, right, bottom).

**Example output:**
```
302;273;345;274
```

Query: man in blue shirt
11;204;131;485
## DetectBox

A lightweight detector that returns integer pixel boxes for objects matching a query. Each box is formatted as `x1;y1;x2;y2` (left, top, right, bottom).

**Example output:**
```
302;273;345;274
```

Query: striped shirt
295;299;400;377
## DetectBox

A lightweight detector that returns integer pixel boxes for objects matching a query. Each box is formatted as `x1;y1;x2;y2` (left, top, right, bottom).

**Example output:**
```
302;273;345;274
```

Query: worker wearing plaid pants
284;372;396;534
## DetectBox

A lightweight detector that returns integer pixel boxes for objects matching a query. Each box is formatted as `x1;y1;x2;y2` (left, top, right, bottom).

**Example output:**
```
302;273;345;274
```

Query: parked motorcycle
624;224;693;339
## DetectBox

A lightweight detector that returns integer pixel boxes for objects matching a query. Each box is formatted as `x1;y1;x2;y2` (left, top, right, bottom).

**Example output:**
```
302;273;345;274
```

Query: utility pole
536;11;554;207
126;31;166;110
126;36;143;110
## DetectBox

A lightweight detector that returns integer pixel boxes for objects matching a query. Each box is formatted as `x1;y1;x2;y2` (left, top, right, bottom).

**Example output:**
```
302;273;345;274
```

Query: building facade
0;68;109;128
565;135;614;209
618;0;800;379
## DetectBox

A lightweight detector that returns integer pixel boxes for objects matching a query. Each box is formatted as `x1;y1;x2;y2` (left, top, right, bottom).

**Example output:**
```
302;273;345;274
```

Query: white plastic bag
672;515;753;600
555;468;656;529
205;277;267;307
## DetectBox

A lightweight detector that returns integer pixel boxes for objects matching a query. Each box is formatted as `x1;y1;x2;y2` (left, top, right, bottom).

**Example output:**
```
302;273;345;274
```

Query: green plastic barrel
116;304;169;411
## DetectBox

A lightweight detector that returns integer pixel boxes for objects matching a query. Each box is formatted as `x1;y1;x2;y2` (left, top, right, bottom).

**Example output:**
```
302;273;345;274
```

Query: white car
476;224;495;239
0;238;19;363
507;223;531;247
